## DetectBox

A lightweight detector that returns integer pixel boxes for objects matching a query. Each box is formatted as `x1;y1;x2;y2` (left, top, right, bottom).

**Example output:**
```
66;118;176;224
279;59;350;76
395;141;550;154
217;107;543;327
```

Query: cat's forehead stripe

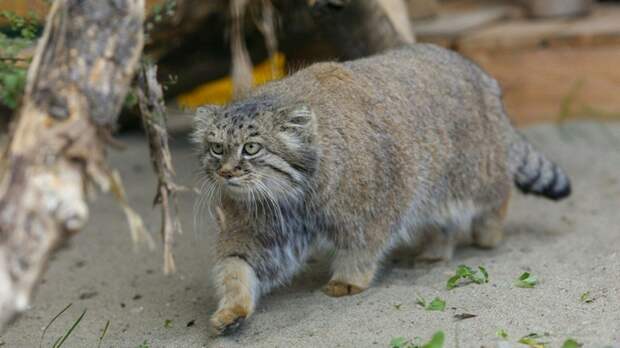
222;97;275;121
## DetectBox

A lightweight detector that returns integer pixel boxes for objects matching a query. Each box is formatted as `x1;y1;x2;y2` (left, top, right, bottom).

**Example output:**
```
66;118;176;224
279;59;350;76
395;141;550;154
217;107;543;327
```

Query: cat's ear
277;105;316;148
192;104;220;144
283;104;315;131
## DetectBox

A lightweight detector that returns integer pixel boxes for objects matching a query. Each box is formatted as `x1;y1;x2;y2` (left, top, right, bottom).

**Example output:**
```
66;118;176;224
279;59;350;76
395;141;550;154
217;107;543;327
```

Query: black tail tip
517;182;571;201
543;182;571;201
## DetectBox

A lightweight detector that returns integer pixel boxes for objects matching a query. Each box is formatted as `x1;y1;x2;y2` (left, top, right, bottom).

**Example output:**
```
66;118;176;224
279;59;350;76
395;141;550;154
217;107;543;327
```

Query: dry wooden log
0;0;144;328
153;0;416;98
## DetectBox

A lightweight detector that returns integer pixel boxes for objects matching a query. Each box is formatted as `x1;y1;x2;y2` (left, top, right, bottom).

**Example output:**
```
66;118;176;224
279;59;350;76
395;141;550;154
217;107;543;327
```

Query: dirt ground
1;121;619;348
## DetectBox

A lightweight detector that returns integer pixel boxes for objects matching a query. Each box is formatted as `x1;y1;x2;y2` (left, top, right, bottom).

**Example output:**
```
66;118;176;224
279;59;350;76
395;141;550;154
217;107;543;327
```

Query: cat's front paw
209;305;248;336
323;280;366;297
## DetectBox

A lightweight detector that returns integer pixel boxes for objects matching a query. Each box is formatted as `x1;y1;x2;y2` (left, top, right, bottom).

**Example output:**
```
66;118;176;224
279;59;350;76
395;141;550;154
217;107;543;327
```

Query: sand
2;121;619;348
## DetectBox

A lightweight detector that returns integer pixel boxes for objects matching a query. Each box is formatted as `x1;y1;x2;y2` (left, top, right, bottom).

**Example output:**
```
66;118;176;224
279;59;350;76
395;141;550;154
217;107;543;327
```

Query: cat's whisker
255;181;284;229
193;178;210;235
197;184;213;234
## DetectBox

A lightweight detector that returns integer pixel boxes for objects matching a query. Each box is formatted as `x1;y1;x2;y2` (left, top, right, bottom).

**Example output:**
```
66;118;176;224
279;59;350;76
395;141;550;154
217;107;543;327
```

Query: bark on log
0;0;144;328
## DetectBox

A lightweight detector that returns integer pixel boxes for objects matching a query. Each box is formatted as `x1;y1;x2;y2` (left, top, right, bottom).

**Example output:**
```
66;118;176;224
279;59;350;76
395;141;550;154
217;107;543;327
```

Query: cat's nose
218;163;243;179
217;168;234;179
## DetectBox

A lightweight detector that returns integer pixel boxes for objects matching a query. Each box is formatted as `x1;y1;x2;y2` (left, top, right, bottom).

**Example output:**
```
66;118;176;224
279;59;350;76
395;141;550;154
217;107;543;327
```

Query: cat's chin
221;184;256;202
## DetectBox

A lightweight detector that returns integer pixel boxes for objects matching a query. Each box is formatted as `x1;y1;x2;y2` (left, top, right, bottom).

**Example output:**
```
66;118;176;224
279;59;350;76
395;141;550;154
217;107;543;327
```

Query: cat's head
193;97;319;204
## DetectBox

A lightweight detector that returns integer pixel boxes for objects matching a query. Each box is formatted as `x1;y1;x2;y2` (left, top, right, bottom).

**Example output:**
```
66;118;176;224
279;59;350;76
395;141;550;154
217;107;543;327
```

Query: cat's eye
242;142;262;156
210;143;224;156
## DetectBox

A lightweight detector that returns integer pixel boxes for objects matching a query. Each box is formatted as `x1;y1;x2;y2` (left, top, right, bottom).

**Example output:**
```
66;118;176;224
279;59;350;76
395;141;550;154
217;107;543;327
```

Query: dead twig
136;63;185;274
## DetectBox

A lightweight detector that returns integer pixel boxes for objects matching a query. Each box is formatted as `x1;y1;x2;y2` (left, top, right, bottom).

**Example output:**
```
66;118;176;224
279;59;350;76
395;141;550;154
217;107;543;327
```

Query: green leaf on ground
390;337;409;348
496;329;508;340
389;331;445;348
422;331;444;348
164;319;173;328
515;272;538;288
478;266;489;282
447;275;461;290
562;339;583;348
426;298;446;311
415;296;445;311
415;295;426;308
518;332;550;347
579;291;594;303
447;265;489;289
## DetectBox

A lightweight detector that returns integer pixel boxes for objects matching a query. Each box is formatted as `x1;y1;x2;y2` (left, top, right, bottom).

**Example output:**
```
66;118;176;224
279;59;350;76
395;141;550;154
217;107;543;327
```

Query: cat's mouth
218;177;252;198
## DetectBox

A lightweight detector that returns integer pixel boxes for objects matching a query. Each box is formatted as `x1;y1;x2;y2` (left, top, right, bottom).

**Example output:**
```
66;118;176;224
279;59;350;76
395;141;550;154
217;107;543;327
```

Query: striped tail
509;134;571;201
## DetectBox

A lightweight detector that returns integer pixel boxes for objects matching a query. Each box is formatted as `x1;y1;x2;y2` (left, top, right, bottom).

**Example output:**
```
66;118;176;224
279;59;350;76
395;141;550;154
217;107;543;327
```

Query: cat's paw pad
323;280;365;297
209;305;247;336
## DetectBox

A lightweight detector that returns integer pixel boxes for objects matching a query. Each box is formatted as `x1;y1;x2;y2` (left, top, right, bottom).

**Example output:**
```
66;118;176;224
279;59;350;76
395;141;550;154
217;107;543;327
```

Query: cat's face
193;99;318;204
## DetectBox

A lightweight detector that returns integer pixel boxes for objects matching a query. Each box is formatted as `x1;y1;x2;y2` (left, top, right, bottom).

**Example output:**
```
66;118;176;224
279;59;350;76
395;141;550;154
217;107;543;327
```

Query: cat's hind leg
323;223;393;297
416;229;457;262
473;192;510;249
323;246;383;297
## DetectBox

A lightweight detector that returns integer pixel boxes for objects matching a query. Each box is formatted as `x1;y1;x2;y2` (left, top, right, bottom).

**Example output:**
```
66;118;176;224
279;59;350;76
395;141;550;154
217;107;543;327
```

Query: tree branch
136;63;185;275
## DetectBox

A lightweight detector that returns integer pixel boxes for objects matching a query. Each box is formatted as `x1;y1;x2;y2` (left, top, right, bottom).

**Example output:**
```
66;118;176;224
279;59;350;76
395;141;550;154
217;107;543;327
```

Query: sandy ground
2;121;620;348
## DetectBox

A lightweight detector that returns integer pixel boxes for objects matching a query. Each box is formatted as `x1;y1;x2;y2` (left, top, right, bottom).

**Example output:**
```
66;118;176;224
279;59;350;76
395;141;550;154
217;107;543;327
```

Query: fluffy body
192;44;571;335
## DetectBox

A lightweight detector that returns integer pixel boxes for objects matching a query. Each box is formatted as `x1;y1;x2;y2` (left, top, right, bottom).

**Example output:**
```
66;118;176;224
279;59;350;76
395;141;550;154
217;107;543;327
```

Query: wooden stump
0;0;144;328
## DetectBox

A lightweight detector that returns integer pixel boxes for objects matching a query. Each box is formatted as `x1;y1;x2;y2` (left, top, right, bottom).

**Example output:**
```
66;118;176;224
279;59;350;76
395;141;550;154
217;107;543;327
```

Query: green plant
496;329;508;340
39;303;73;348
579;291;594;303
0;10;41;109
52;309;87;348
0;59;27;109
1;10;40;40
562;339;583;348
447;265;489;289
518;332;550;347
515;272;538;288
97;320;110;348
415;296;446;311
390;331;445;348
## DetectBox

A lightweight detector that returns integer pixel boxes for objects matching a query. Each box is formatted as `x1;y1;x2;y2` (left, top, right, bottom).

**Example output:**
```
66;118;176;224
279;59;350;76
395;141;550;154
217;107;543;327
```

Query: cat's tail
508;133;571;200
